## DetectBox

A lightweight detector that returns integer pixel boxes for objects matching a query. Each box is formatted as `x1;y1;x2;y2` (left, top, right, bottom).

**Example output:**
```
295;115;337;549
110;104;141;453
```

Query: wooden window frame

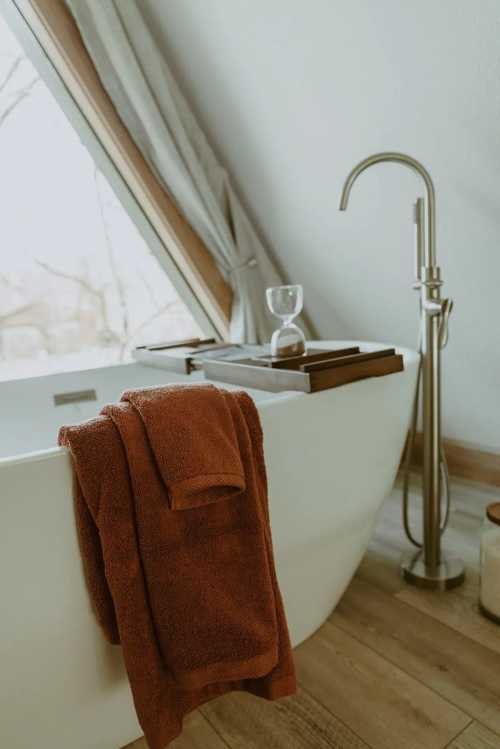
5;0;232;340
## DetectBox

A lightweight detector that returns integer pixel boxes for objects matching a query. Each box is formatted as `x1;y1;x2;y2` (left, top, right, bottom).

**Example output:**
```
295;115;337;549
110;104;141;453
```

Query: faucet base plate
400;551;465;590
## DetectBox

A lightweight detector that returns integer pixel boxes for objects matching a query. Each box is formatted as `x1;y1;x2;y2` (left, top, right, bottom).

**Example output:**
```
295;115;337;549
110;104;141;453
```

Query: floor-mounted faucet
339;152;465;589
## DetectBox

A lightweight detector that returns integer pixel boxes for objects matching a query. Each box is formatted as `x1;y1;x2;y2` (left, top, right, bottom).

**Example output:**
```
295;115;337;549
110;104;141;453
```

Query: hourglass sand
266;284;307;358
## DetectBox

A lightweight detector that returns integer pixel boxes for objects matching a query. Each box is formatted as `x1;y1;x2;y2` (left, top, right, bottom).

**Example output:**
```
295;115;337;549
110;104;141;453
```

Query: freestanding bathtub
0;340;418;749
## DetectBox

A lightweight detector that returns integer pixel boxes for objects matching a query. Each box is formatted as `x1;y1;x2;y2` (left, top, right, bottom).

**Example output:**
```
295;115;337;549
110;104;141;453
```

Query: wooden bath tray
133;337;259;374
202;346;404;393
133;338;404;393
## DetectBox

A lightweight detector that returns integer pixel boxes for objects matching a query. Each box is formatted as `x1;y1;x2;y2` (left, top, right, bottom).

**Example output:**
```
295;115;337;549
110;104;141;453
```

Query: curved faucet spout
339;152;436;267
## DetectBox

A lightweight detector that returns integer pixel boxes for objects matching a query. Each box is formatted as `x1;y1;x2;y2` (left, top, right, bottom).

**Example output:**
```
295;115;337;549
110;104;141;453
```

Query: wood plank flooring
126;710;229;749
450;722;500;749
294;621;468;749
333;578;500;734
125;477;500;749
202;688;370;749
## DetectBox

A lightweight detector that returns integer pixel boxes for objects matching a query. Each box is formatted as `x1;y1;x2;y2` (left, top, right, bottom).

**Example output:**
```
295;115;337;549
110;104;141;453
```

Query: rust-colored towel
121;384;246;510
59;385;295;749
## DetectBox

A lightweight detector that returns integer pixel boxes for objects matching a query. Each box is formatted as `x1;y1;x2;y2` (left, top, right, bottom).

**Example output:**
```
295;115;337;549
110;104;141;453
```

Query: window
0;12;202;382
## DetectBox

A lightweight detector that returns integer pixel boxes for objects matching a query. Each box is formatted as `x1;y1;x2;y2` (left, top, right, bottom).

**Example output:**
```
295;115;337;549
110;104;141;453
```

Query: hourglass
266;284;307;358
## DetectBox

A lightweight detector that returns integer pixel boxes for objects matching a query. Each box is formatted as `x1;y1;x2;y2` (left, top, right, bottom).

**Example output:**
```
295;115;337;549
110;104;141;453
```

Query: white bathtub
0;340;418;749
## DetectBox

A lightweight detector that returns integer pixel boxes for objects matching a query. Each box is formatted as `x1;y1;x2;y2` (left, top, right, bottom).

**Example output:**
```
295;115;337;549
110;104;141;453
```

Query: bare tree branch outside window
0;17;199;380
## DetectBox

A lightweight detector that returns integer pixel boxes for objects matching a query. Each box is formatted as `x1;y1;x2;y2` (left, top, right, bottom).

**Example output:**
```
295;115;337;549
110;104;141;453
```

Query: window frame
3;0;232;344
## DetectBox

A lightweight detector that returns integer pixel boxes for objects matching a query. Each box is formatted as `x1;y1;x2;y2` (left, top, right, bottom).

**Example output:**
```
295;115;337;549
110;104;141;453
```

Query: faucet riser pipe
401;272;464;589
339;151;465;590
422;300;442;569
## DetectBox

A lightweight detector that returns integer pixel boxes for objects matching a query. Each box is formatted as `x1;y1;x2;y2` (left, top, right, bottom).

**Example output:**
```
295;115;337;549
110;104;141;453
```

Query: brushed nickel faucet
339;152;465;589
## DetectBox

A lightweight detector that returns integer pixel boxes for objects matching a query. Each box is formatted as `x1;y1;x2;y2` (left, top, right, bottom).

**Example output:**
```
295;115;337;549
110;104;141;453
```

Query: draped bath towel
59;384;295;749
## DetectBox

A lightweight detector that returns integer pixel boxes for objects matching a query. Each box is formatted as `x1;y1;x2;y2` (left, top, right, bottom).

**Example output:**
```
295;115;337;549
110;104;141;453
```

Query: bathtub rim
0;339;418;466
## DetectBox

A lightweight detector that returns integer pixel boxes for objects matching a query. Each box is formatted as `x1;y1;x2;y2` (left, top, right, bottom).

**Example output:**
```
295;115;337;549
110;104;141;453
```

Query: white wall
143;0;500;452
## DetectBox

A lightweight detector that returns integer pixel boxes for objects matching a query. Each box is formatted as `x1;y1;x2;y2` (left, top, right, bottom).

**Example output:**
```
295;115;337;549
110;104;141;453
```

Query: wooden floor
127;477;500;749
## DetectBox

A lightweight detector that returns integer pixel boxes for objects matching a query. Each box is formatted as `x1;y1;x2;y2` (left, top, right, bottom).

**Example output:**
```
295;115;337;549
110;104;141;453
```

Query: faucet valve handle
439;298;453;349
423;296;453;347
423;298;444;315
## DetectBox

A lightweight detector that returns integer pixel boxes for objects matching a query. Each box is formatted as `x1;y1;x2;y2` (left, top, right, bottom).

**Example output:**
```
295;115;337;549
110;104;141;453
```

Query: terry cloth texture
59;384;295;748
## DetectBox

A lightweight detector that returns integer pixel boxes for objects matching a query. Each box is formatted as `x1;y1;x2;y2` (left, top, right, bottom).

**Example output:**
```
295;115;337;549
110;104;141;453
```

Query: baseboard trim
406;433;500;488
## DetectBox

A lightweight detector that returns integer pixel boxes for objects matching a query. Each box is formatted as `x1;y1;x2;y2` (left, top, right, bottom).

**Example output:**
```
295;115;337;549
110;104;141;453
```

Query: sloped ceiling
143;0;500;451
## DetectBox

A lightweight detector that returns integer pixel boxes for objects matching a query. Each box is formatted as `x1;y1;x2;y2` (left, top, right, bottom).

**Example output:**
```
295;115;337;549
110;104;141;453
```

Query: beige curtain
66;0;311;343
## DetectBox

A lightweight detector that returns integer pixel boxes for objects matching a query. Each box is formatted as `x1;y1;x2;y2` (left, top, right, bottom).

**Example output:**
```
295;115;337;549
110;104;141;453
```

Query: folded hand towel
59;385;295;749
100;397;279;689
122;383;245;510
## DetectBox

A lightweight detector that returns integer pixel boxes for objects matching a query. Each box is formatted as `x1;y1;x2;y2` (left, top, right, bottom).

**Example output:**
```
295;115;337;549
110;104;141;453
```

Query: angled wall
143;0;500;451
